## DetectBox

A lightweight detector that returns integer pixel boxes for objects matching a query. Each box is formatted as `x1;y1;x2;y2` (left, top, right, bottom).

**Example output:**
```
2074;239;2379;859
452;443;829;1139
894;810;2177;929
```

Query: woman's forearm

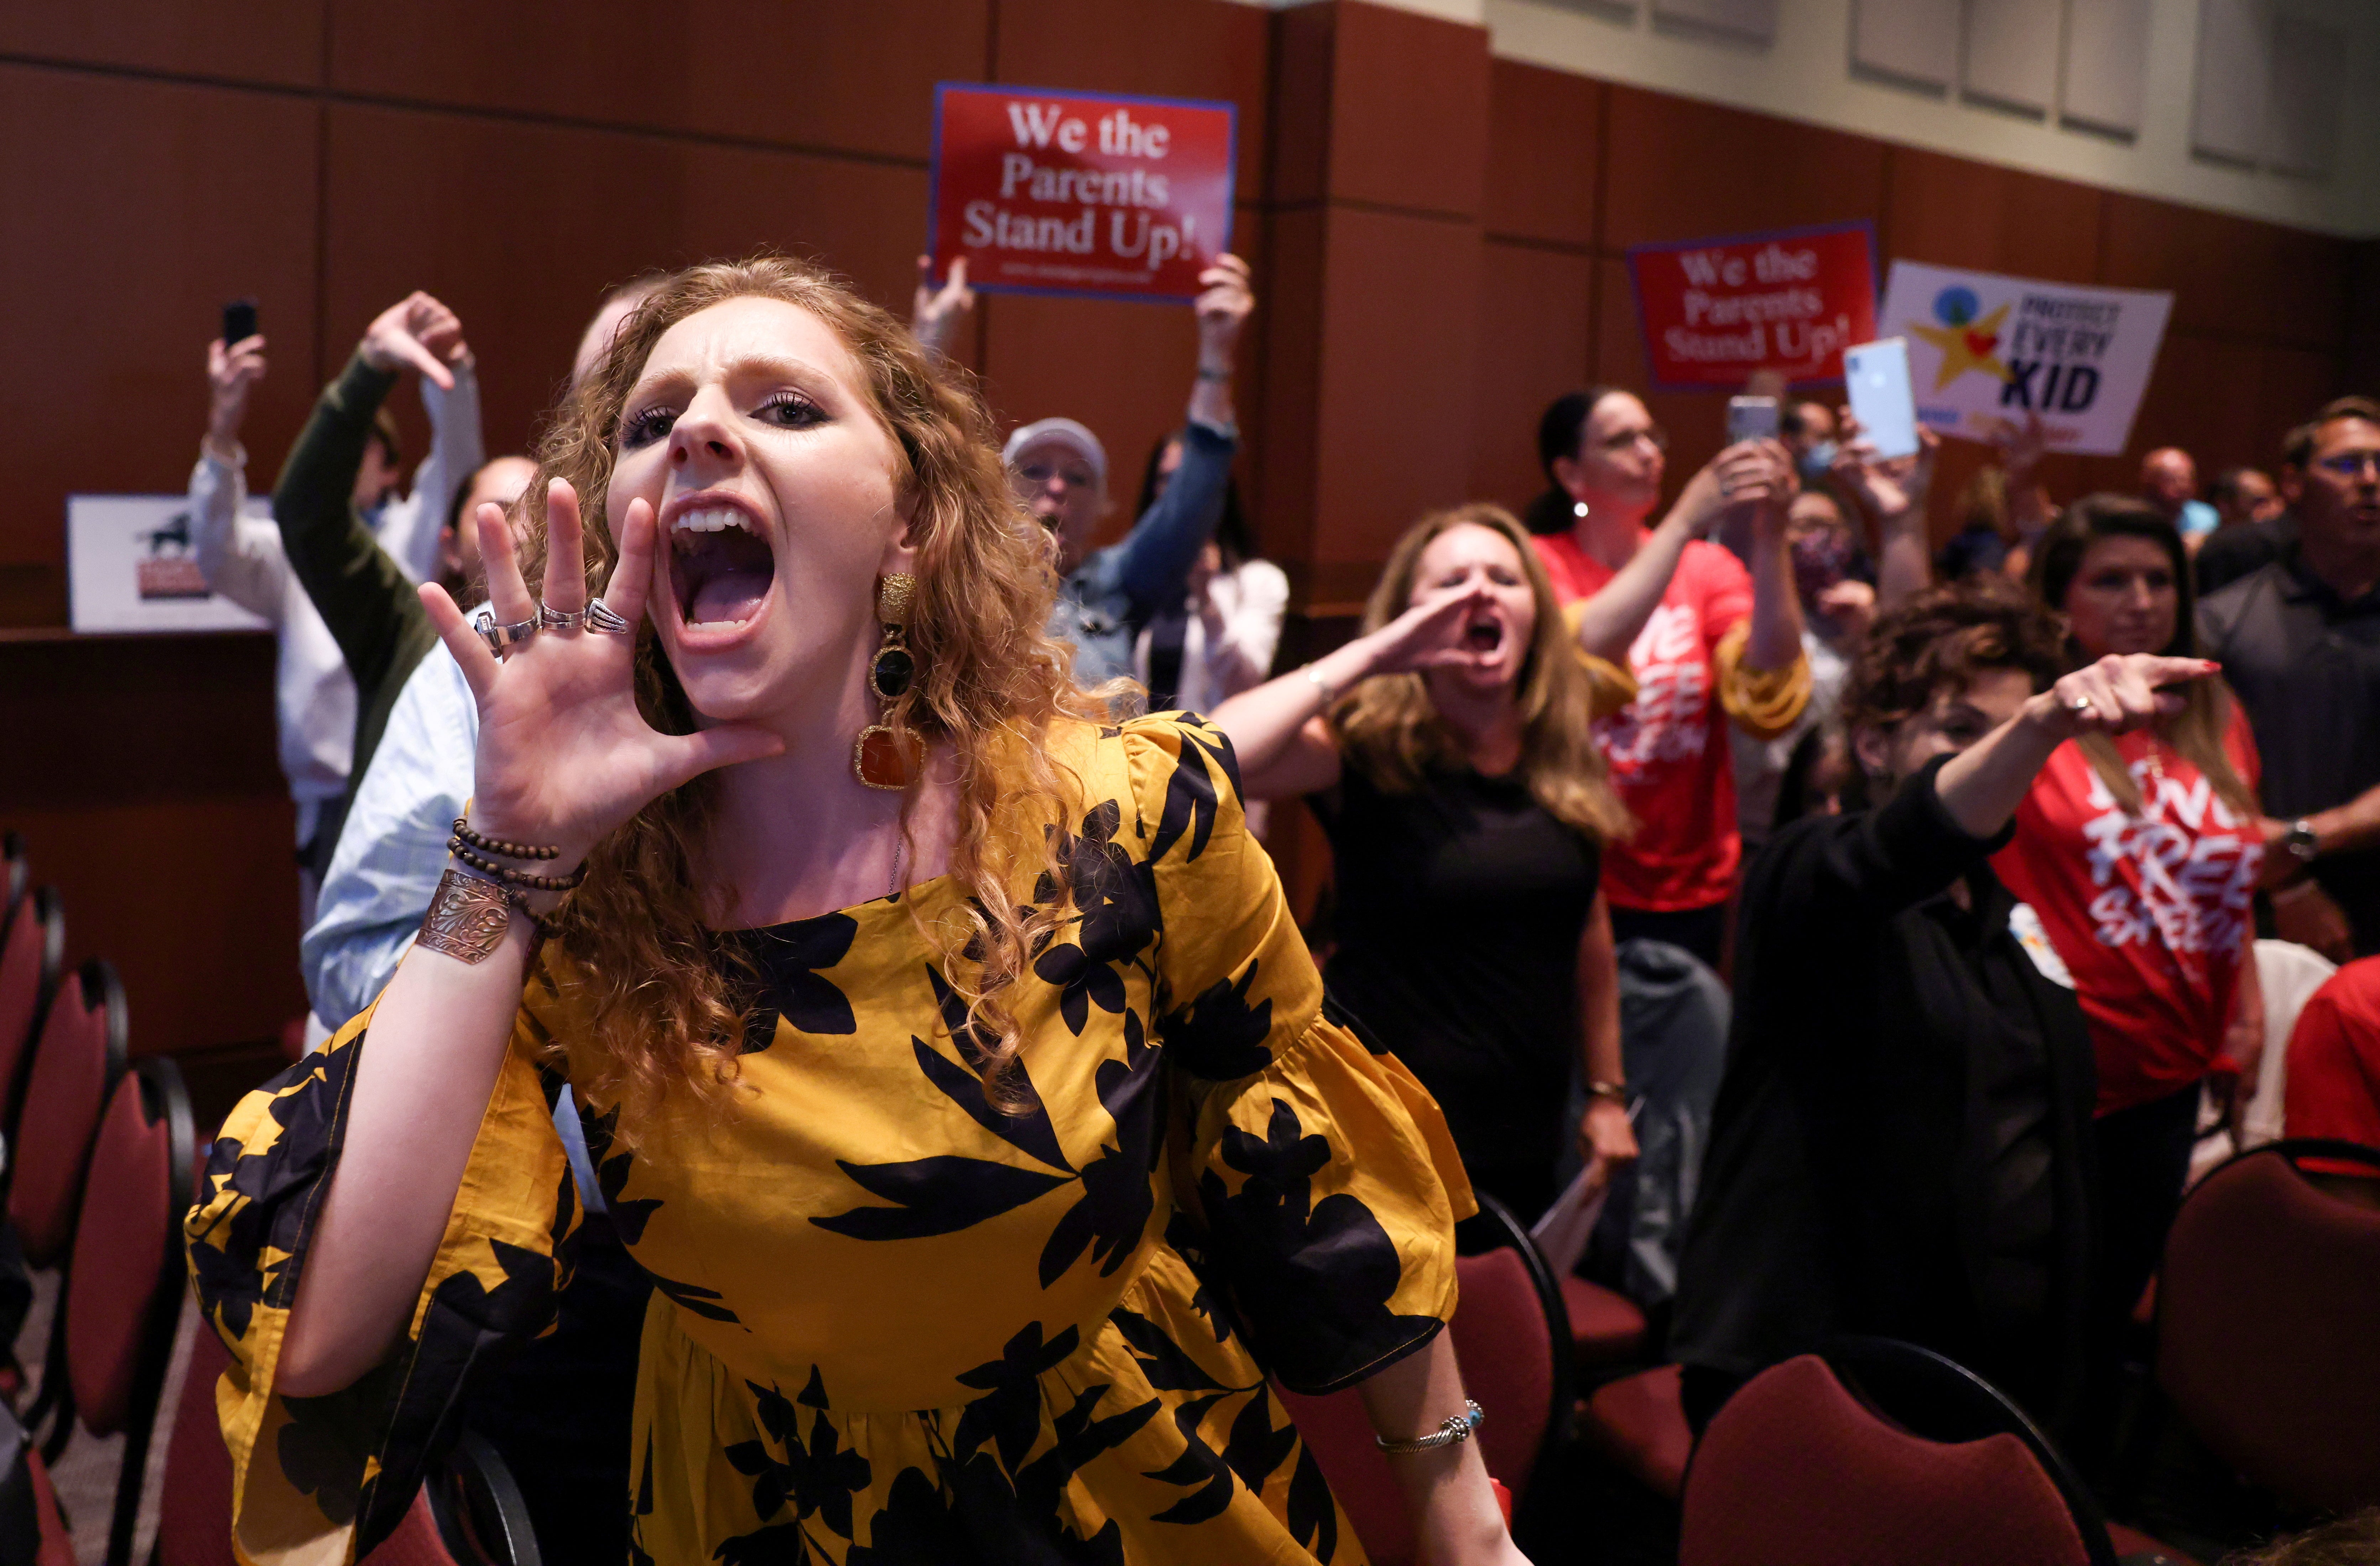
276;898;538;1396
1933;694;2067;838
1210;634;1376;785
1570;515;1691;662
1359;1332;1515;1564
1744;520;1806;671
1579;891;1622;1087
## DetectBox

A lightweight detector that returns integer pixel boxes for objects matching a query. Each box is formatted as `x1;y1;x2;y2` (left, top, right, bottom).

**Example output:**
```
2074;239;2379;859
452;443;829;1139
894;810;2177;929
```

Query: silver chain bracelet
1375;1399;1483;1455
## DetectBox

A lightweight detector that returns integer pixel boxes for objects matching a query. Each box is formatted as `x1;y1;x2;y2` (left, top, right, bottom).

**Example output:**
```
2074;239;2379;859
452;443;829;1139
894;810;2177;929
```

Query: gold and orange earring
854;573;923;791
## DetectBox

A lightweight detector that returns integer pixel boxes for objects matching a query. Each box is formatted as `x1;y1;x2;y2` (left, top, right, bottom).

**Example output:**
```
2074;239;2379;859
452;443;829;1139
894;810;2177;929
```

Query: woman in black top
1212;503;1636;1219
1670;581;2219;1443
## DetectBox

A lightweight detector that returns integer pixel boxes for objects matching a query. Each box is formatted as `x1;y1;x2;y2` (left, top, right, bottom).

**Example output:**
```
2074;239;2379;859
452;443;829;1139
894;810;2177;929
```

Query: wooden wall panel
327;0;987;162
1883;147;2102;281
1321;2;1490;219
1485;58;1601;248
1472;243;1597;511
321;104;928;460
0;66;321;624
994;0;1273;205
2256;346;2347;461
0;1;322;88
1603;87;1889;250
1306;206;1483;609
2099;196;2346;349
0;632;301;1056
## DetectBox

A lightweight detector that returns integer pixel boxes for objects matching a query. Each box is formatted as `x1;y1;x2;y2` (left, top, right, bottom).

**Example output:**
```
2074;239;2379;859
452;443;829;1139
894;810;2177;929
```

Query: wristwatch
2283;818;2321;865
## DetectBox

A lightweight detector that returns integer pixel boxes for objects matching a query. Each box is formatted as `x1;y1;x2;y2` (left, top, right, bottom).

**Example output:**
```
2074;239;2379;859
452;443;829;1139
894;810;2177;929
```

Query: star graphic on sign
1910;301;2013;391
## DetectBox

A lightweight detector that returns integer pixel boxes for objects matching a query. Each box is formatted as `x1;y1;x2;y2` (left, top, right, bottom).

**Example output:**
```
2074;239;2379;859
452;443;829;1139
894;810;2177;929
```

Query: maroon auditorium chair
9;959;127;1451
57;1057;192;1565
159;1315;543;1566
2158;1140;2380;1515
1275;1196;1568;1565
1577;1361;1693;1500
0;883;64;1142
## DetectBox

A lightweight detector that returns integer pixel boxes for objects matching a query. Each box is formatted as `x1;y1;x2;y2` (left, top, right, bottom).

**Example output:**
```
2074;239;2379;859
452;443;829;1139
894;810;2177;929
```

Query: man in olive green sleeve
271;291;484;884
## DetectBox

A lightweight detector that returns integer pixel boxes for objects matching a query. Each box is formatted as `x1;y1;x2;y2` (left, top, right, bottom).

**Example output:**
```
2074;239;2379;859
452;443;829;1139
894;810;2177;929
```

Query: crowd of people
173;245;2380;1566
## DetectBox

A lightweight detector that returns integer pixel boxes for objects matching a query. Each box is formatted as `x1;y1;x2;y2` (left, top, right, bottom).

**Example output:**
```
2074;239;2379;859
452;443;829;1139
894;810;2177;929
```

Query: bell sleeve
182;965;580;1565
1122;713;1476;1397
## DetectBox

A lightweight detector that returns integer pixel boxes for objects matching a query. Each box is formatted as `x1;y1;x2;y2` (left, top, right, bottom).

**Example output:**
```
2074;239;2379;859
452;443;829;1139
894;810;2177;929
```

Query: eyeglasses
1595;426;1670;455
2314;451;2380;479
1016;461;1098;489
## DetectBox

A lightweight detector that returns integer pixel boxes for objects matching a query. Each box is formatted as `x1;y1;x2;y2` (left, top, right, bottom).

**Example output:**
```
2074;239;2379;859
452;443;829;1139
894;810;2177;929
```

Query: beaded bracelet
452;816;561;861
447;837;588;892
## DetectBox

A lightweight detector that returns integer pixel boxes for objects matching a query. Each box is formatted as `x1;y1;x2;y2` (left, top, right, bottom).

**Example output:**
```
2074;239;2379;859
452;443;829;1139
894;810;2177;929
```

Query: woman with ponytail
1526;388;1811;969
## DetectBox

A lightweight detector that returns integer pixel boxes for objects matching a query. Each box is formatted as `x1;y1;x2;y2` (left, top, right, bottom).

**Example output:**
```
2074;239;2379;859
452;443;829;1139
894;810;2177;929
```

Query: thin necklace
888;828;904;901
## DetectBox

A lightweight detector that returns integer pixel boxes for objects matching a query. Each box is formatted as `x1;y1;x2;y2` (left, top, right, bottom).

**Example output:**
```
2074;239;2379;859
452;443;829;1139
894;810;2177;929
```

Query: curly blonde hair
1331;503;1630;843
516;255;1104;1132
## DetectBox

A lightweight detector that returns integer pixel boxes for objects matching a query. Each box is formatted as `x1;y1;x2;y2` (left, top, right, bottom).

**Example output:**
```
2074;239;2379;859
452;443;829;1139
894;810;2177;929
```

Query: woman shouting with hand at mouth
1213;504;1637;1224
187;258;1528;1566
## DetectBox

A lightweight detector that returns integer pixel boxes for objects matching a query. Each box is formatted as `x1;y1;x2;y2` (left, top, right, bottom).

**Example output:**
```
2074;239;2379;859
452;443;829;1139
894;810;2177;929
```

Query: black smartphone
222;298;259;346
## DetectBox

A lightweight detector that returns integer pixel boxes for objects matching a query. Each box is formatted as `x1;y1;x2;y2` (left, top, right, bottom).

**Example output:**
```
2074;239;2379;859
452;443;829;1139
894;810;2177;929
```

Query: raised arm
277;485;784;1395
1739;439;1806;671
1571;440;1785;662
189;332;286;618
1103;255;1255;614
386;320;486;586
1208;580;1488;800
910;254;977;361
1833;418;1940;612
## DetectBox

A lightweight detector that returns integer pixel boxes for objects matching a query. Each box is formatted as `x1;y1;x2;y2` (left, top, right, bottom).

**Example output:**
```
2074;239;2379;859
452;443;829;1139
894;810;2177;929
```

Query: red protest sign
929;83;1235;304
1626;222;1878;391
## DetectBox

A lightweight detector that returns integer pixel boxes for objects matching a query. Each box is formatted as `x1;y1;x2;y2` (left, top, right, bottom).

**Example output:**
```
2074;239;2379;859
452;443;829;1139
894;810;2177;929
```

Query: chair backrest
1271;1195;1567;1566
1680;1354;2092;1566
153;1310;239;1566
2245;940;2340;1150
1;833;25;926
0;885;64;1142
6;959;127;1265
2158;1140;2380;1514
66;1057;193;1435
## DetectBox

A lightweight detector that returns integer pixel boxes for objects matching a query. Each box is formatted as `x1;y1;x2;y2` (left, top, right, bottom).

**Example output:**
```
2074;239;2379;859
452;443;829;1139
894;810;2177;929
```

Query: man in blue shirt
1007;253;1255;689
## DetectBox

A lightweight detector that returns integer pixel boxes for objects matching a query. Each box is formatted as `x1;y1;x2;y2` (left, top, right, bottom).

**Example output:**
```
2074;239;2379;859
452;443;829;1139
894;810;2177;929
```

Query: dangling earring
854;573;922;791
1573;499;1590;519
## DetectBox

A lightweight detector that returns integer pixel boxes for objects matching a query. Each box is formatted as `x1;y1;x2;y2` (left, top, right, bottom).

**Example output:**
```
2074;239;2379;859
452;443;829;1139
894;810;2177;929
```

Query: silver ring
2067;696;2095;716
584;598;633;635
539;601;587;632
475;610;541;657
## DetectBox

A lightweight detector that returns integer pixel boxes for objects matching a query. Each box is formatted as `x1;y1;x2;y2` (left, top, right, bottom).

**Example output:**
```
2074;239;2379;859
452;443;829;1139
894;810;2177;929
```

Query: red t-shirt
2282;957;2380;1175
1991;705;2264;1115
1533;531;1752;913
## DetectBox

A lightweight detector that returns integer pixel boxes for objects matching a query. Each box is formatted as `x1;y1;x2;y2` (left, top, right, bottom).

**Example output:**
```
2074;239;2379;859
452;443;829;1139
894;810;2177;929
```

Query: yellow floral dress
187;714;1475;1565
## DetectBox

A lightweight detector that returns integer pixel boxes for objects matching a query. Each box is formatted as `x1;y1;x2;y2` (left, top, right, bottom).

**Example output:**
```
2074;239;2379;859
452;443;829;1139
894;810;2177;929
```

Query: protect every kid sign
1628;222;1878;391
928;83;1236;303
1878;261;2174;455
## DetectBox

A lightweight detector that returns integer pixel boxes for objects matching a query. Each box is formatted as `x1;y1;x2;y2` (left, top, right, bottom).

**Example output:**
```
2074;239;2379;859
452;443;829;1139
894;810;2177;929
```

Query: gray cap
1001;418;1108;491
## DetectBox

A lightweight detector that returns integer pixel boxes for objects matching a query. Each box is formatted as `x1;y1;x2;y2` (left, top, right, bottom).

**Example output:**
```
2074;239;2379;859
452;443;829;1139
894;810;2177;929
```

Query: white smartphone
1844;338;1920;460
1726;395;1779;445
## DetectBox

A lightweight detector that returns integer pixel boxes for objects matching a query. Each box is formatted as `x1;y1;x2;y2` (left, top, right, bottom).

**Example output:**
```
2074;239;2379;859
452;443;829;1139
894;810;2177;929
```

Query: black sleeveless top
1312;757;1602;1219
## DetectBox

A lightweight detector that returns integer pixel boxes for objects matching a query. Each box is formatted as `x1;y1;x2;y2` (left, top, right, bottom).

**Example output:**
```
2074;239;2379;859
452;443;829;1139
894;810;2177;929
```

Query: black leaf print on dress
1197;1098;1444;1394
1009;1382;1162;1528
726;912;860;1045
914;969;1071;1174
1286;1442;1339;1560
811;1156;1072;1242
953;1322;1081;1472
1038;1007;1162;1287
1220;1385;1299;1492
1148;721;1236;865
845;1466;974;1565
727;1381;873;1541
1160;1212;1237;1347
1143;1393;1238;1525
647;1269;740;1323
1032;800;1161;1036
1108;1306;1224;1393
578;1099;663;1246
797;1366;830;1409
1157;963;1275;1081
276;1385;379;1526
191;1043;359;1333
710;1522;808;1564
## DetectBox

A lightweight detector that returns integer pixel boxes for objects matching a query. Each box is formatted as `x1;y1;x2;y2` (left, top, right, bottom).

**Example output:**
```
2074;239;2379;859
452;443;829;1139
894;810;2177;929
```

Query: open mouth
669;501;776;630
1462;614;1505;657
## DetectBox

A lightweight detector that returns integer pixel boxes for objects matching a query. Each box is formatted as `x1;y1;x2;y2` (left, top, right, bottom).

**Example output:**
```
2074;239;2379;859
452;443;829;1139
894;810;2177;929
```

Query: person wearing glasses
2200;395;2380;960
1004;255;1255;691
1522;388;1811;970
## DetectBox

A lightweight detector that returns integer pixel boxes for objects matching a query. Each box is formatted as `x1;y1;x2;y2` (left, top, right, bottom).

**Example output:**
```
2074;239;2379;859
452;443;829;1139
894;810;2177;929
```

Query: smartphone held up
1844;337;1920;459
222;298;259;347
